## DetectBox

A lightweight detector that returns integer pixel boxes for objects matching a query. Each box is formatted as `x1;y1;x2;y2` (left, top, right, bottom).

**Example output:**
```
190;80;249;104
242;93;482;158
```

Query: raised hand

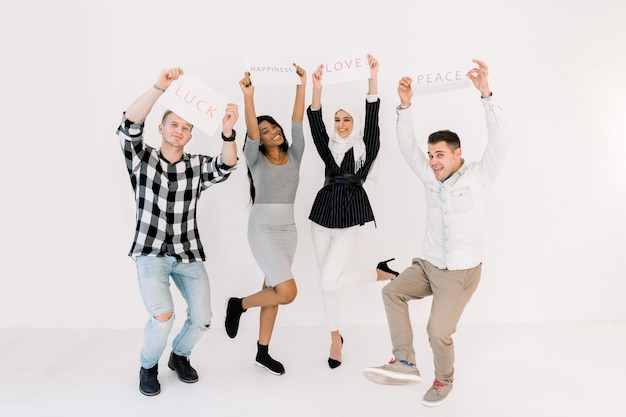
466;59;491;97
294;63;307;85
367;54;379;95
239;72;254;96
367;54;379;78
125;67;184;123
156;67;184;91
222;103;239;134
397;77;413;107
312;64;324;90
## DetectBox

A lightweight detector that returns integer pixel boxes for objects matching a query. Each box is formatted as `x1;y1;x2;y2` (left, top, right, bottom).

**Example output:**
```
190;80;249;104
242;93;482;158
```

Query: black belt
323;173;372;226
324;173;364;187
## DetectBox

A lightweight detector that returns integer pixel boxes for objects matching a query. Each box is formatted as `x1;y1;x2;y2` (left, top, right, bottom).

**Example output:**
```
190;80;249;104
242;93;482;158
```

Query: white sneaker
363;358;422;385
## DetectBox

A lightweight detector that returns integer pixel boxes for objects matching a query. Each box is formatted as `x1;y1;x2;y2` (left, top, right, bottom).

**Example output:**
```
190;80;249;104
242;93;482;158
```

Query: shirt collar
158;149;190;164
440;158;466;183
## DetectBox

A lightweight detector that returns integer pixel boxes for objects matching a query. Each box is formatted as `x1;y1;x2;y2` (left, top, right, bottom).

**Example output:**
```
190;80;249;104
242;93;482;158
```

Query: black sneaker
225;297;246;338
139;364;160;396
255;342;285;375
168;352;199;383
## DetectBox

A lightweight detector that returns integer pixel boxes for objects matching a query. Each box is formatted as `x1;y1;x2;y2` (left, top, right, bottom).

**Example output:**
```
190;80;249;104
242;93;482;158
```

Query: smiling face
427;140;462;181
334;110;354;138
158;112;193;152
258;120;284;148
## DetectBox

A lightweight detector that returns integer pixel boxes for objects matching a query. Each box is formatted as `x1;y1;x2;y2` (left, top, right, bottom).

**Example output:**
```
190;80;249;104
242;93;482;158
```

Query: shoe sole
255;360;285;376
422;396;448;407
139;388;161;396
362;369;422;385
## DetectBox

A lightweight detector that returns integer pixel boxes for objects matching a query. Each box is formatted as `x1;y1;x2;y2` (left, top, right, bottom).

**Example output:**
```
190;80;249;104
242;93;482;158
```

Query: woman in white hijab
306;54;398;369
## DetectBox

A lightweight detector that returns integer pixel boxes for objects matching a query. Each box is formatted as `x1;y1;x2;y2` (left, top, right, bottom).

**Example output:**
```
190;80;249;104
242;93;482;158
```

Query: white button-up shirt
396;97;508;270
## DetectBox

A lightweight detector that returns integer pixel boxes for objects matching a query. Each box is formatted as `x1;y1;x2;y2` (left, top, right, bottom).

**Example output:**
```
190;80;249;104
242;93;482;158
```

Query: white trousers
310;222;377;331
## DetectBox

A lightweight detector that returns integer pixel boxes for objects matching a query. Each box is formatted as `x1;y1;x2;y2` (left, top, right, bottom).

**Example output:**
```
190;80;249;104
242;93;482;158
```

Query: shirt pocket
427;186;442;208
451;186;473;213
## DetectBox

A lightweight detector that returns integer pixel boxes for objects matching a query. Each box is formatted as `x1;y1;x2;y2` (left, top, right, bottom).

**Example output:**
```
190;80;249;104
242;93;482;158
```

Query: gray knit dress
244;121;305;287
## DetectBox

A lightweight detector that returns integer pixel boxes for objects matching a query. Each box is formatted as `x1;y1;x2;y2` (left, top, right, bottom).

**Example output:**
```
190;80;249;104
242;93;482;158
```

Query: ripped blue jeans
136;255;212;369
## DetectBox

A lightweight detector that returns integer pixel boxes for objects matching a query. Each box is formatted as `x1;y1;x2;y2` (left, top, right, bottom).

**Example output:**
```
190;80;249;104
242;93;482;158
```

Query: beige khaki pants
381;258;481;383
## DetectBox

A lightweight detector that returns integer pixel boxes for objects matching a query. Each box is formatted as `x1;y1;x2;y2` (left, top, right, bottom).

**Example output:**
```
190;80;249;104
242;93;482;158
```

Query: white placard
157;74;230;136
245;54;301;86
410;62;471;94
321;48;370;85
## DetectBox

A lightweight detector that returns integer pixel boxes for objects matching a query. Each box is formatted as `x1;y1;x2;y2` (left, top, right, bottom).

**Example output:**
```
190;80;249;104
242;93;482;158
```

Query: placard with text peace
410;61;471;94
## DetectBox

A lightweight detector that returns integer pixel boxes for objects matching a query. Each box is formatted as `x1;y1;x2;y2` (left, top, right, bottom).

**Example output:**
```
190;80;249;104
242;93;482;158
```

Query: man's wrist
399;102;411;109
221;129;236;142
153;83;167;93
480;91;493;99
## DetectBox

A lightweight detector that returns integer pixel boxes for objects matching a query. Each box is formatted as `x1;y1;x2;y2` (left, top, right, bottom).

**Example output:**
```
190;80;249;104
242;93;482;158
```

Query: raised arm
239;72;260;140
397;76;413;108
468;60;508;180
396;76;429;181
310;64;324;111
292;64;307;122
367;54;378;96
220;103;239;166
125;67;184;123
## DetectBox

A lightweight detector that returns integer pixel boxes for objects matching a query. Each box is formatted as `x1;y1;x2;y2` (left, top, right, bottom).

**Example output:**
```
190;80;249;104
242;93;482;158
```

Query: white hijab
328;104;366;173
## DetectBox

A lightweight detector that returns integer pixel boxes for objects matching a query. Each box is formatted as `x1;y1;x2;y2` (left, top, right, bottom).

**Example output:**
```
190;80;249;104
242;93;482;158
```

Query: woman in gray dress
225;65;306;375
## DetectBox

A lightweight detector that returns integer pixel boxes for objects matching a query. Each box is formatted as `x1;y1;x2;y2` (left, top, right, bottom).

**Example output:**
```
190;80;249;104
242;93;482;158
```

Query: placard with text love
321;48;370;85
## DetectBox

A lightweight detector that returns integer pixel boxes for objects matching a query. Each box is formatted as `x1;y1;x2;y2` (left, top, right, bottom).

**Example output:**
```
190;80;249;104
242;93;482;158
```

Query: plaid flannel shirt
117;114;236;262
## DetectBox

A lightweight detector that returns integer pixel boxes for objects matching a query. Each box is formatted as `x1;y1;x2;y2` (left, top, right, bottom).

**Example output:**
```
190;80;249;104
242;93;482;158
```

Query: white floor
0;322;624;417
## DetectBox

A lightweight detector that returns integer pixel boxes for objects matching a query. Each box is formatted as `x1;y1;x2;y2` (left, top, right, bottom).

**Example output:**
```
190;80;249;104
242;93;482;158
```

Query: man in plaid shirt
116;67;239;396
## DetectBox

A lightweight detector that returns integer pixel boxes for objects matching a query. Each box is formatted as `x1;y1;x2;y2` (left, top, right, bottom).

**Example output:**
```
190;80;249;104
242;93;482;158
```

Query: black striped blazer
307;99;380;228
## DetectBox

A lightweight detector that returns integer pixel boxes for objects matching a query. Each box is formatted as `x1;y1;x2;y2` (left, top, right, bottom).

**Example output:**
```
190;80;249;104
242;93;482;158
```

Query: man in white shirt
363;60;508;407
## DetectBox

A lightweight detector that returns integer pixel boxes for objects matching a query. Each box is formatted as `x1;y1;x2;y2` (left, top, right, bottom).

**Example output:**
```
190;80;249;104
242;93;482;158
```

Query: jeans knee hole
153;312;173;323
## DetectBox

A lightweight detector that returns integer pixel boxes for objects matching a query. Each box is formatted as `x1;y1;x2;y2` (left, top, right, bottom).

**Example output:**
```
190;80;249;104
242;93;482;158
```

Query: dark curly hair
243;115;290;203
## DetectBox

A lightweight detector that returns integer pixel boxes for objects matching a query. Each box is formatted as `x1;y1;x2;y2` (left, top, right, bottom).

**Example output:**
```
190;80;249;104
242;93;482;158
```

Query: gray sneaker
363;358;422;385
422;379;452;407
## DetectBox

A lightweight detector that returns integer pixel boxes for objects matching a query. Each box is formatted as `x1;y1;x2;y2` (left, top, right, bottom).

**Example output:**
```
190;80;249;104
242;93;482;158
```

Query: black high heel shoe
328;336;344;369
377;258;399;277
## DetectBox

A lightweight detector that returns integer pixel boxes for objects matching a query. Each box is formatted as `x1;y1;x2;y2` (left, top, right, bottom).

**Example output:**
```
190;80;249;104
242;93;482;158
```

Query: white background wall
1;0;625;330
